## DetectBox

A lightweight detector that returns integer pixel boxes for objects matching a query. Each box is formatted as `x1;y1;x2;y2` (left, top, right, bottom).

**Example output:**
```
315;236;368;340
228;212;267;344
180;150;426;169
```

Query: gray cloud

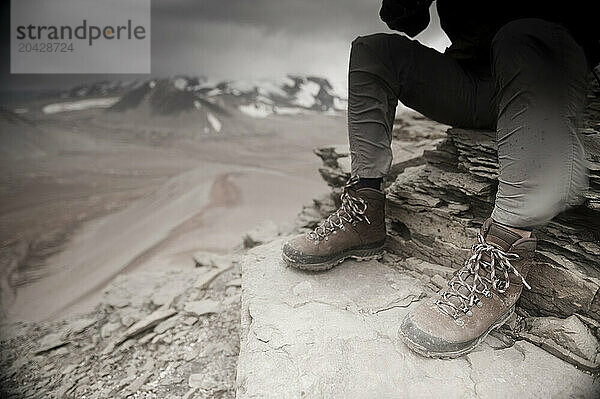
152;0;381;34
1;0;449;92
149;0;448;92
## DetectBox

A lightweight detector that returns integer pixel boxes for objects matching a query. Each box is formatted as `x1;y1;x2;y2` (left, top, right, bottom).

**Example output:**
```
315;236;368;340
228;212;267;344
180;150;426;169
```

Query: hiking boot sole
282;244;385;272
399;304;515;359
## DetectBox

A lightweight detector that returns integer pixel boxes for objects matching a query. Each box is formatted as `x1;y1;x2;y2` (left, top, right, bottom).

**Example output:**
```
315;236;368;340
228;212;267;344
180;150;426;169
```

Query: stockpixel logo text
16;19;146;46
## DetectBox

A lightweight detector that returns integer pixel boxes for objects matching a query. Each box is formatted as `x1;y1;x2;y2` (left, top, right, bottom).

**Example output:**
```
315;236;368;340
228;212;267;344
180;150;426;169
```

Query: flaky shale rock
236;239;600;399
387;84;600;322
520;315;600;371
313;96;600;324
384;120;600;322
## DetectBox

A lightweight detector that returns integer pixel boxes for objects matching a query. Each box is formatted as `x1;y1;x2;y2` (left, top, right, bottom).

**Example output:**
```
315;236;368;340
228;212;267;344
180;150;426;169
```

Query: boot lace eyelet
305;176;370;242
434;233;530;323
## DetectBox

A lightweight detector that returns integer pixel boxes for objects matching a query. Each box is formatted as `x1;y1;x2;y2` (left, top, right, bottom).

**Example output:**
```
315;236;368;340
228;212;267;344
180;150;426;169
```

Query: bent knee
352;33;397;47
351;33;410;57
492;18;564;54
349;33;413;79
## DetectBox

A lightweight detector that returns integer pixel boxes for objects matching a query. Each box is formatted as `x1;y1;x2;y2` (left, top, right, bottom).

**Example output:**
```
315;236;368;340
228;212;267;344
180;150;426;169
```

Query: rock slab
237;239;600;399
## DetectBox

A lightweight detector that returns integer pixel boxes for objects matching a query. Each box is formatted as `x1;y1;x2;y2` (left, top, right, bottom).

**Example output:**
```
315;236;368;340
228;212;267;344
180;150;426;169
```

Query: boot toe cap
399;311;474;357
282;240;304;261
281;236;322;264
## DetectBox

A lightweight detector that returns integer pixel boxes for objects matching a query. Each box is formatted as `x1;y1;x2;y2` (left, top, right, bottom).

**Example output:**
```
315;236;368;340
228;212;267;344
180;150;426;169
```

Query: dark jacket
379;0;600;67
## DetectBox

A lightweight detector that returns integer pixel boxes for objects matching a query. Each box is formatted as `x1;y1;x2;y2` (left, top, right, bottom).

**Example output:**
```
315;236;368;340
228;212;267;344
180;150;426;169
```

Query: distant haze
0;0;449;94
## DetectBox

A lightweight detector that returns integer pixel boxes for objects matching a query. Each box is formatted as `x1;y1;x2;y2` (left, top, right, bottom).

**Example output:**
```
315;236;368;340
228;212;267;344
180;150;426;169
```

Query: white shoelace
306;177;370;242
435;233;530;325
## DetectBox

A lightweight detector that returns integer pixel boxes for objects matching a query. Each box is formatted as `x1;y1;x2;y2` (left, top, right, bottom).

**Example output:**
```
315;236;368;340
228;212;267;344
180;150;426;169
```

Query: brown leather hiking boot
282;177;386;271
399;218;537;358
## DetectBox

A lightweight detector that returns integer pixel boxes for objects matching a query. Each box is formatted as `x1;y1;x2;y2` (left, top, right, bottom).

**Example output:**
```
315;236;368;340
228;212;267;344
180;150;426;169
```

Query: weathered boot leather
399;218;536;358
282;178;386;271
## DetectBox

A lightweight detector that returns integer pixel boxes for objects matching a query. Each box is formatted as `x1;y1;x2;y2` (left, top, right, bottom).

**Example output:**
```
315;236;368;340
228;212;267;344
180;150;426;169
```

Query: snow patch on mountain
173;78;188;91
43;97;120;114
273;107;303;115
222;75;346;118
207;112;222;132
56;74;347;122
239;103;272;118
291;80;320;108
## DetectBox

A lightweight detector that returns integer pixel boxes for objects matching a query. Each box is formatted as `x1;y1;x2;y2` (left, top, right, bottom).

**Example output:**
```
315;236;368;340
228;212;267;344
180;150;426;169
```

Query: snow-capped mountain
194;75;347;117
60;75;347;118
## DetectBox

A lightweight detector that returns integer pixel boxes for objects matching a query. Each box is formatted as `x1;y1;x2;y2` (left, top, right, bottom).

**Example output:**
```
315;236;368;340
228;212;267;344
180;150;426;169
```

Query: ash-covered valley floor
0;75;348;322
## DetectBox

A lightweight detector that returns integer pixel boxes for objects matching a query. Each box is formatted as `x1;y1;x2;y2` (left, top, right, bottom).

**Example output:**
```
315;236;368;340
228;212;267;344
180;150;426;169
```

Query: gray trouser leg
348;33;495;178
490;19;590;227
348;21;590;227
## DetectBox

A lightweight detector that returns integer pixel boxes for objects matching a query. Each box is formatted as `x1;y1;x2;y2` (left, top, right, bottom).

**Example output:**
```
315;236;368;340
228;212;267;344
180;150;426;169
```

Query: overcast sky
0;0;449;93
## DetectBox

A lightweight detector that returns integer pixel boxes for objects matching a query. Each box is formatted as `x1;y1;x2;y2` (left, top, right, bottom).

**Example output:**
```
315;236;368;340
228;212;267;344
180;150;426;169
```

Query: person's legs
282;33;496;271
347;33;495;180
491;18;590;228
400;18;591;358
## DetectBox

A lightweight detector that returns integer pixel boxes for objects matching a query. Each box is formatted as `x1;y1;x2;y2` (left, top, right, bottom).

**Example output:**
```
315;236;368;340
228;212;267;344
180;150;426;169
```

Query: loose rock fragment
188;373;219;390
194;266;233;290
193;251;236;269
138;332;157;344
242;220;280;248
184;350;197;362
404;257;456;279
128;371;152;393
521;315;600;370
226;278;242;287
61;364;78;376
35;333;69;354
182;316;198;326
154;317;179;335
430;274;447;290
184;299;222;317
116;308;177;344
182;387;198;399
65;318;96;335
100;322;121;338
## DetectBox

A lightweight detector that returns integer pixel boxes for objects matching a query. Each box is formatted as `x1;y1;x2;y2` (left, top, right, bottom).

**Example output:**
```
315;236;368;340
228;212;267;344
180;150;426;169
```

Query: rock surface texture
237;240;600;398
